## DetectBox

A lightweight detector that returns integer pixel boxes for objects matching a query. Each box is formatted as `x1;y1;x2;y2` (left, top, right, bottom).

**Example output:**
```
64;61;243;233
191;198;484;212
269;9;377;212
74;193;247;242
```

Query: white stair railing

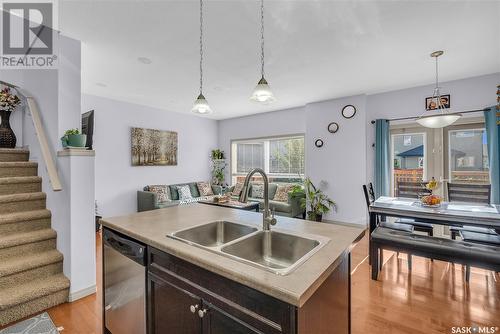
1;80;62;191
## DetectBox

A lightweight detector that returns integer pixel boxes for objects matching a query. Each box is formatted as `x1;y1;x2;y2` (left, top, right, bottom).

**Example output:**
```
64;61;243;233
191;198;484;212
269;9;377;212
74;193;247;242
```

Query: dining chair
447;183;497;239
363;184;413;271
393;181;434;236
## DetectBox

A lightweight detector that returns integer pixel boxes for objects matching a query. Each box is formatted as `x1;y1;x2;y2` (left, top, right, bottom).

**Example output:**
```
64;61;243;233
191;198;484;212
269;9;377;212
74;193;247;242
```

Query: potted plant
0;87;21;148
301;178;336;222
61;128;87;148
210;149;226;185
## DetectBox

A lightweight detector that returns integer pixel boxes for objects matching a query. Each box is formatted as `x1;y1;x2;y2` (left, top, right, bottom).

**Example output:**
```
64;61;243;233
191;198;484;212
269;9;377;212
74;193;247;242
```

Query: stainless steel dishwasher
104;228;146;334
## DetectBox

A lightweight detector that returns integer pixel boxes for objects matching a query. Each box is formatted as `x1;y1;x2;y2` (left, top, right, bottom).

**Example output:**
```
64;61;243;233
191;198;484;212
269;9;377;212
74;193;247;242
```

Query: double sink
168;221;329;275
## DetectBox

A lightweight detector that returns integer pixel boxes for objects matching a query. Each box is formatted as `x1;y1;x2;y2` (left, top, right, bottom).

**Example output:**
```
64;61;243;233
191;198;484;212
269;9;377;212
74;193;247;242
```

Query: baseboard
69;285;96;302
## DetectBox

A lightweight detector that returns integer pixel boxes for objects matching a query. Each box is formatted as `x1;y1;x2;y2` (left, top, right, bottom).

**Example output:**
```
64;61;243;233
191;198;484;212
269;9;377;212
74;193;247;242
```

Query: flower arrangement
0;88;21;111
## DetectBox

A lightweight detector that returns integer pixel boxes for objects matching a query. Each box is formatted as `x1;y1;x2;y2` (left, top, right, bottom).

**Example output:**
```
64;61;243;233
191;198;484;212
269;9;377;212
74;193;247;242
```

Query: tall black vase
0;110;17;148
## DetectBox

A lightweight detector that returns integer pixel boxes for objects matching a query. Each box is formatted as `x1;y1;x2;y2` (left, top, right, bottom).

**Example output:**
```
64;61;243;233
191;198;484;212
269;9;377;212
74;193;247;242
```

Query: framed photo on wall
425;94;451;111
131;127;178;166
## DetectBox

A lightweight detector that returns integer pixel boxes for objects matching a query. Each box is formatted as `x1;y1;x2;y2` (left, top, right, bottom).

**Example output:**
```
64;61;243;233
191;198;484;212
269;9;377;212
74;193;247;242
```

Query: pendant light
416;51;461;128
192;0;212;114
250;0;276;104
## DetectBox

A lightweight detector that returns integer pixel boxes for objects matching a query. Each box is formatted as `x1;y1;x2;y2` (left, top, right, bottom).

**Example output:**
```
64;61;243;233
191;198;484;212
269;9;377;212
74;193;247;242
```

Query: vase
0;110;16;148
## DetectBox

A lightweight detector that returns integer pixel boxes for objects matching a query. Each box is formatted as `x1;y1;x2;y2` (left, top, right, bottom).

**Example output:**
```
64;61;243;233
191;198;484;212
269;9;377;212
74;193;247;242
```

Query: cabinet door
203;302;263;334
149;273;202;334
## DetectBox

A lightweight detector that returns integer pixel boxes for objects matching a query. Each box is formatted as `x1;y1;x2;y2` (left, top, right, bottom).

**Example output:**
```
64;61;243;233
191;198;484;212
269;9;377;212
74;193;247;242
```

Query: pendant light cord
199;0;204;95
433;54;443;110
260;0;265;78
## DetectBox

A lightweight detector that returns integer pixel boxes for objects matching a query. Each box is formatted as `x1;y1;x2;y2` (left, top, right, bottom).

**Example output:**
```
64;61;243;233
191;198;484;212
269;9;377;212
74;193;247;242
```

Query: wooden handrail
25;96;62;191
0;80;62;191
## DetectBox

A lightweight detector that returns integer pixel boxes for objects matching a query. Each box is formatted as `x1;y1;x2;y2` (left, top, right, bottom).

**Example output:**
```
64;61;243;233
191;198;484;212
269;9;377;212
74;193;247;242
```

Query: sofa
137;182;222;212
227;183;305;218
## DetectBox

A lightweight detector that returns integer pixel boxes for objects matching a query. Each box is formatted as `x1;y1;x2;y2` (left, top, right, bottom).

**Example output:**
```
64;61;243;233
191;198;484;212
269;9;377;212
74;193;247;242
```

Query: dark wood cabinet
147;246;350;334
202;301;263;334
148;273;202;334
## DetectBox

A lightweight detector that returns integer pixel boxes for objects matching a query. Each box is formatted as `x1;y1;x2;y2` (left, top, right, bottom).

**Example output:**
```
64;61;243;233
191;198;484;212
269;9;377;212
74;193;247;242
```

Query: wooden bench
370;227;500;282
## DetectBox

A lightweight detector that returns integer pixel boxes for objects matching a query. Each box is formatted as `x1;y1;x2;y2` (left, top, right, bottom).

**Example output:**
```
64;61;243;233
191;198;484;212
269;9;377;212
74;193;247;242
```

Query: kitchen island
101;204;365;334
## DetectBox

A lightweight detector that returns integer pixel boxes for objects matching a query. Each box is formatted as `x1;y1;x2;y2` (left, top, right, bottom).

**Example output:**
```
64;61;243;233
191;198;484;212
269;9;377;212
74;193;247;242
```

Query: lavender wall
365;72;500;184
217;73;499;225
82;94;218;217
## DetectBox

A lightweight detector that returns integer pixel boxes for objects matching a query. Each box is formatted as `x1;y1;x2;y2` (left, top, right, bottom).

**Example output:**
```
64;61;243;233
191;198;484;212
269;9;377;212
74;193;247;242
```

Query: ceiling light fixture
192;0;212;115
416;51;461;128
250;0;275;104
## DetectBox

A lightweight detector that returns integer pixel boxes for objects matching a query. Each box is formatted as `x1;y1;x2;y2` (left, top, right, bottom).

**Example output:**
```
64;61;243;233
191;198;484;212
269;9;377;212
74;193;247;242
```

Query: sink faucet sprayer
239;168;277;231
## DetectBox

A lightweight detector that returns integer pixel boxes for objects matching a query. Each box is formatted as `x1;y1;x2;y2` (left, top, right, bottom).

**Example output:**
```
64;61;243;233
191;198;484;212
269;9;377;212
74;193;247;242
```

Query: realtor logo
1;1;58;68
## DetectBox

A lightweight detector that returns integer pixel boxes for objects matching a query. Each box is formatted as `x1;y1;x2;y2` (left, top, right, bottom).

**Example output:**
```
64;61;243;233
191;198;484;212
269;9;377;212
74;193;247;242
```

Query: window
446;126;489;184
390;132;427;196
231;135;305;184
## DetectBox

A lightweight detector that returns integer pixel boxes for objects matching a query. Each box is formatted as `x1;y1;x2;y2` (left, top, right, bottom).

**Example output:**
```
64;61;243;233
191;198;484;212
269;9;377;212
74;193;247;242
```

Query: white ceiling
59;0;500;120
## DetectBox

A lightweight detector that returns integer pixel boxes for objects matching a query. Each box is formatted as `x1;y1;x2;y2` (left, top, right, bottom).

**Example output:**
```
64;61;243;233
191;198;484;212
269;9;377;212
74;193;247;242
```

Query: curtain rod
370;108;489;124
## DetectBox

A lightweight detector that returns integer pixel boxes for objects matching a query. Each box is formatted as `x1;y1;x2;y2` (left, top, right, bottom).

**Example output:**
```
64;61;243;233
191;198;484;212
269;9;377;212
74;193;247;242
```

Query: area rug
0;313;58;334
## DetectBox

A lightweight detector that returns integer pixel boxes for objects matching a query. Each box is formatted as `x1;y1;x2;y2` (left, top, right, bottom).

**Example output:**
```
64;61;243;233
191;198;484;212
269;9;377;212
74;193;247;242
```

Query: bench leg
465;265;471;283
371;245;379;280
408;254;412;272
379;249;384;272
451;231;457;240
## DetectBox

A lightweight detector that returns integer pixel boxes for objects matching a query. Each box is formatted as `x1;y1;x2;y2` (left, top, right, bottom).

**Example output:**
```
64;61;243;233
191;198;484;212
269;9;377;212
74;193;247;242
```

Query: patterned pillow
251;183;265;199
197;182;214;196
231;182;244;196
177;185;193;200
273;184;294;202
148;185;171;203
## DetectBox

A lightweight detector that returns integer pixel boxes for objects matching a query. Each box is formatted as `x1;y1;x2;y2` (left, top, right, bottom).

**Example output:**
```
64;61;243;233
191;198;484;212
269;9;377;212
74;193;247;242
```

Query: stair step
0;192;46;214
0;162;37;177
0;274;69;317
0;209;51;235
0;250;63;289
0;176;42;195
0;229;57;260
0;149;29;162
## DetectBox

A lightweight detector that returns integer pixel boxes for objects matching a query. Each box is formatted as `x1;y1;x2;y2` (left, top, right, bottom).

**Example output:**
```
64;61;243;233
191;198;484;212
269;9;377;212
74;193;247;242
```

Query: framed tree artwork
131;127;178;166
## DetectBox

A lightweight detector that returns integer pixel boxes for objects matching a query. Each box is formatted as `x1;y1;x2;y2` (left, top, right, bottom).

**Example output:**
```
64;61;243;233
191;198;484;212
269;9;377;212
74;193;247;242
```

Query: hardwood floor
23;230;500;333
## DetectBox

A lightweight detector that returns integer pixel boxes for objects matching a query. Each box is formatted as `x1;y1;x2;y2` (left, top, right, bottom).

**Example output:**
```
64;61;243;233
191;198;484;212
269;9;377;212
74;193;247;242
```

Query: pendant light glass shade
416;113;462;128
250;77;276;104
417;51;461;128
192;93;212;114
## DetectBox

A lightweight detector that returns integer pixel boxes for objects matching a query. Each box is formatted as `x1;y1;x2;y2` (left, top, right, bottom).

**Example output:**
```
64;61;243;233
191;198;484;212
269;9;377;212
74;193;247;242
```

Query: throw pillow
251;183;265;199
197;182;214;196
177;185;193;200
232;182;244;196
273;184;293;202
148;185;171;203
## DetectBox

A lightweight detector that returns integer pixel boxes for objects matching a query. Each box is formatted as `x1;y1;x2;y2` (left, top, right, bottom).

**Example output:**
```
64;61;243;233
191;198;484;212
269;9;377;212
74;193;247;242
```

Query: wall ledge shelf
57;149;95;157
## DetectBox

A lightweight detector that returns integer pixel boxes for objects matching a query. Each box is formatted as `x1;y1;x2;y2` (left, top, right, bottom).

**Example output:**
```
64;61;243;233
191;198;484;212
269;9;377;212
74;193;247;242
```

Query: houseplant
301;178;336;222
0;87;21;148
61;128;87;148
210;149;226;185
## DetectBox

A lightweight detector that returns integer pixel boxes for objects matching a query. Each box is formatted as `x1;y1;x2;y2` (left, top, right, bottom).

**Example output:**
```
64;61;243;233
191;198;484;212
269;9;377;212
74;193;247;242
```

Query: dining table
368;196;500;263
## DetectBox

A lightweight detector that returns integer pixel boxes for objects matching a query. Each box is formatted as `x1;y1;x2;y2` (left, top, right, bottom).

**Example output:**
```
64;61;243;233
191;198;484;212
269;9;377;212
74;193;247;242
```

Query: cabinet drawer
148;247;296;334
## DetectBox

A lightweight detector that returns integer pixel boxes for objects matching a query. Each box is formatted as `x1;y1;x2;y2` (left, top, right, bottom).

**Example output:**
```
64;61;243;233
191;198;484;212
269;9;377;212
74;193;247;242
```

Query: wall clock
327;122;339;133
341;105;356;119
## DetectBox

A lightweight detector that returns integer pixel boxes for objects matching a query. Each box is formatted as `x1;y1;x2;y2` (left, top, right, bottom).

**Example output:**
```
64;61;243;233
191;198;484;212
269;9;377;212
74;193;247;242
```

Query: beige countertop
101;204;365;307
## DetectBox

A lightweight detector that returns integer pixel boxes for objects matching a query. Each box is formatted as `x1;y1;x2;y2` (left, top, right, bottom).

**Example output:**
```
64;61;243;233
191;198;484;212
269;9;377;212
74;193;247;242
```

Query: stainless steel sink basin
221;230;328;275
170;221;257;247
168;222;329;275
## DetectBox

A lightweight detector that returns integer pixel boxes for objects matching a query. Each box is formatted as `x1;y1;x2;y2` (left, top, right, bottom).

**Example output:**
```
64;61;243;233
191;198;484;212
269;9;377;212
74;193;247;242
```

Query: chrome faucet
239;168;277;231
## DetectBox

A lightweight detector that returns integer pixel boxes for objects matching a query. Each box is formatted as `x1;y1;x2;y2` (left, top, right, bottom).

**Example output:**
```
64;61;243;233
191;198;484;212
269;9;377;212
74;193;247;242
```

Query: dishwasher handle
104;229;146;266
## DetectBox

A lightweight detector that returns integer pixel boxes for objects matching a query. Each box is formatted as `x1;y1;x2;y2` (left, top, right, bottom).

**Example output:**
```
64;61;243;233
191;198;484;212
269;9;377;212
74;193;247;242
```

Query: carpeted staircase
0;148;69;326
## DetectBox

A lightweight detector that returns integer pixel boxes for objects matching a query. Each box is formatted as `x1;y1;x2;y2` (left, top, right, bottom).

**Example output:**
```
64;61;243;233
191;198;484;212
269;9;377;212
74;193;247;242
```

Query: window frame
443;122;489;184
230;133;306;184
